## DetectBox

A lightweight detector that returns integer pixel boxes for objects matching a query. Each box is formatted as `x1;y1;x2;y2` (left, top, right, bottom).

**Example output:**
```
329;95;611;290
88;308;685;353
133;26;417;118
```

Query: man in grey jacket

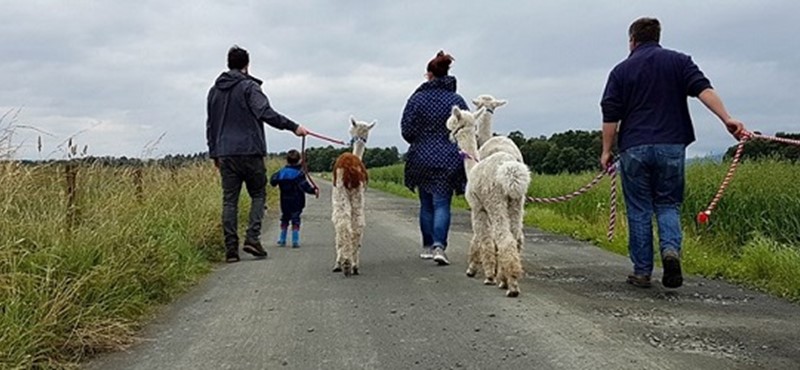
207;45;309;263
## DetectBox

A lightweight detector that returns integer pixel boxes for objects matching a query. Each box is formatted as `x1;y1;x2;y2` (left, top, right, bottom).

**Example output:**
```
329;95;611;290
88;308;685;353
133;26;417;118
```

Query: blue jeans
620;144;685;276
280;211;302;228
418;190;453;249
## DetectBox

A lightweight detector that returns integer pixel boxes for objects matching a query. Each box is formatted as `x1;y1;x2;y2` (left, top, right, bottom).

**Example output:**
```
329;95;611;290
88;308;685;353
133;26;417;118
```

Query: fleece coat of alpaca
447;106;530;297
331;117;375;277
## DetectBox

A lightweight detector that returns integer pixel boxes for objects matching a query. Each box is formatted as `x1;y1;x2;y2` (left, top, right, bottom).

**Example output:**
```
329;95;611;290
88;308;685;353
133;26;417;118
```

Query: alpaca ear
451;106;462;119
496;100;507;107
471;98;480;106
367;120;376;130
350;115;357;127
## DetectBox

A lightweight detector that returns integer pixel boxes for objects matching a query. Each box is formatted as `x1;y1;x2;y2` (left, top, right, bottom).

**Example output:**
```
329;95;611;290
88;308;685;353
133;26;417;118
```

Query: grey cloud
2;0;798;159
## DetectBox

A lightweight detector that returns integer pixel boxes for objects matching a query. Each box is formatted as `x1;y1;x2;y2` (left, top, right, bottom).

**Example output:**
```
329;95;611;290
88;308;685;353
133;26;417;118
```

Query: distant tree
508;131;526;148
723;132;800;162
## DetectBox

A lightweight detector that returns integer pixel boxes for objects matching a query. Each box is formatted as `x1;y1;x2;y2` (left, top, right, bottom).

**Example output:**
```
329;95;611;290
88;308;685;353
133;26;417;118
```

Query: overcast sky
2;0;798;160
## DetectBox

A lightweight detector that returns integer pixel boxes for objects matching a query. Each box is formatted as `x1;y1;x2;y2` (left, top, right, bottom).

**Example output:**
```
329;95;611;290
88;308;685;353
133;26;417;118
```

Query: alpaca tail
498;162;531;200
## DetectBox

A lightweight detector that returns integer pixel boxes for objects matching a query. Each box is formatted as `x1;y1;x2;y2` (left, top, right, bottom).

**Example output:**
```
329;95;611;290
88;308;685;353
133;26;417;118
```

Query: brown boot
243;240;267;259
626;274;652;288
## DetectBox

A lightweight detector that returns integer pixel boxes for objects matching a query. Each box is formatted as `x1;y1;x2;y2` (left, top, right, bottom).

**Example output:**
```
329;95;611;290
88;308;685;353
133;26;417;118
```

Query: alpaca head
471;94;507;112
349;116;376;145
446;106;482;144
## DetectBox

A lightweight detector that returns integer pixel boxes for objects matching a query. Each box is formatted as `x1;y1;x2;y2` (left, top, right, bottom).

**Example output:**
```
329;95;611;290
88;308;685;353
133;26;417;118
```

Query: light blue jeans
620;144;686;276
418;190;453;249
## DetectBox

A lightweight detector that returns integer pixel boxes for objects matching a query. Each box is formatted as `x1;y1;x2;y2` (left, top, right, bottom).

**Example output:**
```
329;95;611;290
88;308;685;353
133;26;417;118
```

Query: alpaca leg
480;230;498;286
341;228;354;277
486;201;524;297
334;219;352;274
467;208;487;278
331;184;349;272
350;188;365;275
508;197;525;253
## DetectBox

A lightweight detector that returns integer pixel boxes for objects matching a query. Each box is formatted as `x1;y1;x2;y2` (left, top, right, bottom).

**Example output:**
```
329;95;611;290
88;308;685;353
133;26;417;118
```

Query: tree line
10;130;795;172
723;132;800;162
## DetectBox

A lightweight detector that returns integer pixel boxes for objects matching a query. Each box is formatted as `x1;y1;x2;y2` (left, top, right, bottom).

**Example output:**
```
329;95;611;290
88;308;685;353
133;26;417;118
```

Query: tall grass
0;161;273;369
369;160;800;301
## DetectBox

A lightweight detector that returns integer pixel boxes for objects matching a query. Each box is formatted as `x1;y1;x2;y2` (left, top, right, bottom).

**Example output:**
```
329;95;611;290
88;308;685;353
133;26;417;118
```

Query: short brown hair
286;149;301;165
628;17;660;44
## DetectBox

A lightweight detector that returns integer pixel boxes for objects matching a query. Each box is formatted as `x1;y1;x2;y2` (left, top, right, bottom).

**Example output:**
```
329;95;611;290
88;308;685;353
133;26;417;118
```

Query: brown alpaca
331;117;375;276
333;153;368;190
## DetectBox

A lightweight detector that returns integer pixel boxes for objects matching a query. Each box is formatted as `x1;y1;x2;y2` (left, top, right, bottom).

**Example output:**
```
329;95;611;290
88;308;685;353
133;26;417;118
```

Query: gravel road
85;181;800;369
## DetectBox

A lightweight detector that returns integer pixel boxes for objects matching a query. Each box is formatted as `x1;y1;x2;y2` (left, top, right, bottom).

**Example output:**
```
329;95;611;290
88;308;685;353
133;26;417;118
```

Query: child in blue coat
270;150;318;247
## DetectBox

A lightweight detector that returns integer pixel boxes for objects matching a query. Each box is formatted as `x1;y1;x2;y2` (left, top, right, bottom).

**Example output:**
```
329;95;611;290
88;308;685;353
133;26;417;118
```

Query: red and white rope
526;170;606;204
300;131;347;198
607;164;618;241
697;131;800;224
526;164;619;240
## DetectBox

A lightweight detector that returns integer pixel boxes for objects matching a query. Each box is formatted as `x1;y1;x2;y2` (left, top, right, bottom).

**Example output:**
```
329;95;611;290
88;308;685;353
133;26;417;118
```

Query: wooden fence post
65;161;78;231
133;167;144;203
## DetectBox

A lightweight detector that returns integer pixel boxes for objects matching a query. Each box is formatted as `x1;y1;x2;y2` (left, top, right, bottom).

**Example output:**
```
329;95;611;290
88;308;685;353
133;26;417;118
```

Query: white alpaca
447;106;530;297
472;94;507;147
331;117;375;277
472;94;523;162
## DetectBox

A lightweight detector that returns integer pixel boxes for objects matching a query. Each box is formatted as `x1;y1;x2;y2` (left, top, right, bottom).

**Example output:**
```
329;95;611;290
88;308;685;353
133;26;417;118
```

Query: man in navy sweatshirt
207;45;310;263
600;18;746;288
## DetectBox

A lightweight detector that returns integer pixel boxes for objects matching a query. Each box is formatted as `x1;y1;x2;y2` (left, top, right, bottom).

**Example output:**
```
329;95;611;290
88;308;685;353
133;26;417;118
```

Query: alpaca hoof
466;268;477;277
498;281;509;290
342;260;352;277
352;266;359;275
483;278;495;286
332;264;342;273
506;290;520;298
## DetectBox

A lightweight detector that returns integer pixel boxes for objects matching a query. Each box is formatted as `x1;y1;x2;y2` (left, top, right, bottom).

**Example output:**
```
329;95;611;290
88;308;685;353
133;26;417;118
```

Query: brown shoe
626;274;652;288
243;240;267;259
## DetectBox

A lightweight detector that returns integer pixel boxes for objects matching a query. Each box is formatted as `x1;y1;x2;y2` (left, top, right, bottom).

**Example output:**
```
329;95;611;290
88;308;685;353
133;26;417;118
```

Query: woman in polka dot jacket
400;51;469;266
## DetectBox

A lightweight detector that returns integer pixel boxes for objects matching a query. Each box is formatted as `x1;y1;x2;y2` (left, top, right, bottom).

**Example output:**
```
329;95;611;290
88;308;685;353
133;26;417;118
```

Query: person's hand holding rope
294;125;309;137
723;117;746;140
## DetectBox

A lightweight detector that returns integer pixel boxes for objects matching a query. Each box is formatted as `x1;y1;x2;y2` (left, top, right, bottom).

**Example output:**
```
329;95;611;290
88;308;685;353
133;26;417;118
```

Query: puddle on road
642;331;754;364
527;269;588;284
596;307;688;328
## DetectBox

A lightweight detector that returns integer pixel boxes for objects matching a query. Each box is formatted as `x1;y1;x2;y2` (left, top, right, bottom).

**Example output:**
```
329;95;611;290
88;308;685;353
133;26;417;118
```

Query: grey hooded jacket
206;70;299;158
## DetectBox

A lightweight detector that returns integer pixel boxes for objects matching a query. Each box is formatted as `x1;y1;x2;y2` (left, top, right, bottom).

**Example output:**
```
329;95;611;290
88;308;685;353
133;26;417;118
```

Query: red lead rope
301;135;320;198
300;131;349;199
697;131;800;225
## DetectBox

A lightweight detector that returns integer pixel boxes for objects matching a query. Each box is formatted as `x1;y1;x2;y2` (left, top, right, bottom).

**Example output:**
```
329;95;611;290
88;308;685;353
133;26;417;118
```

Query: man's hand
600;151;614;170
294;125;309;136
723;118;746;140
213;158;219;169
314;187;320;199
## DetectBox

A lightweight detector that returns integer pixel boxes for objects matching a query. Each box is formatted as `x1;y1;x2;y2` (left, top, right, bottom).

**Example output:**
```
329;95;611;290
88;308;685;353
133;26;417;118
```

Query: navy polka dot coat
401;75;469;195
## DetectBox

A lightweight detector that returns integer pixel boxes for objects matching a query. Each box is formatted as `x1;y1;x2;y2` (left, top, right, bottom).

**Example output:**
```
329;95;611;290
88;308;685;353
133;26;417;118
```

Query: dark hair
628;17;661;44
227;45;249;70
426;50;454;78
286;149;301;165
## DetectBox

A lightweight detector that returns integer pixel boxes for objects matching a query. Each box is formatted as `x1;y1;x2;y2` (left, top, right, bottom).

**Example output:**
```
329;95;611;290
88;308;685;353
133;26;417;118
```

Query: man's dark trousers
219;155;266;253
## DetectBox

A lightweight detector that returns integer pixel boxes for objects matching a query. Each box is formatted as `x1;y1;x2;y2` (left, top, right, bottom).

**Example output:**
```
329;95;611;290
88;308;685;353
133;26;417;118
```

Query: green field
368;161;800;301
3;157;798;368
0;160;280;369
